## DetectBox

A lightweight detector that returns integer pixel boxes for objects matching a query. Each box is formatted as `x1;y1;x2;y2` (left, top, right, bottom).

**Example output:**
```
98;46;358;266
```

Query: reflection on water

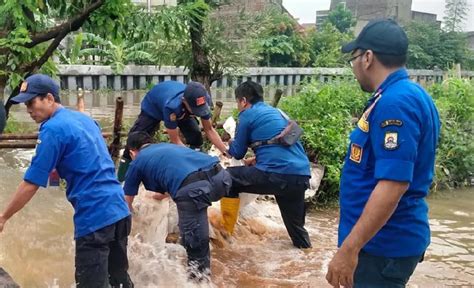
8;86;299;128
0;150;473;287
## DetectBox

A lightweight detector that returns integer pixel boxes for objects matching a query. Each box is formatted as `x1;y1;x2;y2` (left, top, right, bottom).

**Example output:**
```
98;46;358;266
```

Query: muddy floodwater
0;148;473;287
2;90;473;287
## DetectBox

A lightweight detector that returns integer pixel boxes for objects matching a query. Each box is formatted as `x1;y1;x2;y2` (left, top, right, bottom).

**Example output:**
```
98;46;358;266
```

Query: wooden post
272;89;284;107
211;101;223;126
0;142;36;149
108;97;124;159
76;88;85;112
455;63;461;78
0;132;118;141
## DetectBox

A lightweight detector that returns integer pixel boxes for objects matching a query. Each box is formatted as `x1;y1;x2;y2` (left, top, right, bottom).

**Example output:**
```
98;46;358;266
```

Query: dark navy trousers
226;166;312;249
173;168;232;277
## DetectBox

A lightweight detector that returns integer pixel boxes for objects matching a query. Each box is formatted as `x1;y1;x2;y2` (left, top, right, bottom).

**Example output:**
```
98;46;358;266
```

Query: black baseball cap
183;81;211;117
10;74;60;104
341;19;408;55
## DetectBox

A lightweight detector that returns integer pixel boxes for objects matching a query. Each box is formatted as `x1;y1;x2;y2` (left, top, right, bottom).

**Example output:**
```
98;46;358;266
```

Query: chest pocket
348;128;370;167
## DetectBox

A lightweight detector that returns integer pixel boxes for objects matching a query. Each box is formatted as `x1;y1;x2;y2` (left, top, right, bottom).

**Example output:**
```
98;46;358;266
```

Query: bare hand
326;246;359;288
243;157;256;166
152;193;169;201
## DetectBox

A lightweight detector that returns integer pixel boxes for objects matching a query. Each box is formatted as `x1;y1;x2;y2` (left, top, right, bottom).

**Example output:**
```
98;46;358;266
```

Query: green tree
0;0;130;116
443;0;469;32
326;3;356;34
252;8;311;67
309;22;352;67
405;21;474;70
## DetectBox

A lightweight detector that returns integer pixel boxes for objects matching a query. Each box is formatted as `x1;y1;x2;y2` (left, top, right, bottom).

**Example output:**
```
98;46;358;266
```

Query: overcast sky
282;0;474;31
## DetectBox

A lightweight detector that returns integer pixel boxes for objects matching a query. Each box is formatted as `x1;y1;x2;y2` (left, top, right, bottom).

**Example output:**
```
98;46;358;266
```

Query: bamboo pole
0;142;36;149
0;132;121;141
108;97;124;159
272;89;284;107
211;101;223;126
76;88;85;112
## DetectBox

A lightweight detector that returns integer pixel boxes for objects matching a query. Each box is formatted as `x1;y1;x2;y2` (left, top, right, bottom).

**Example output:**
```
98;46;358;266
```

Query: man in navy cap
0;74;134;287
117;80;228;181
326;19;440;287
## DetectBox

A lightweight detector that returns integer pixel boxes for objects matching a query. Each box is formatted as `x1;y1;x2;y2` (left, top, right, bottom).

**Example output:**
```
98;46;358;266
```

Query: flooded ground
0;148;473;287
2;89;473;287
7;86;297;127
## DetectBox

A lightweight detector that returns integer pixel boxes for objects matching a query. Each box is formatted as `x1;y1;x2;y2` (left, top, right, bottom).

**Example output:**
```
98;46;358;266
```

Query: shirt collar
366;68;408;105
376;68;409;94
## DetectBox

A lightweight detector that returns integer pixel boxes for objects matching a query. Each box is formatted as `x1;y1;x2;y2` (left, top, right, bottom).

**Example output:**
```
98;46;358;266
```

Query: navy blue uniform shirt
228;102;310;176
140;81;211;129
123;143;219;198
24;107;130;239
338;68;440;257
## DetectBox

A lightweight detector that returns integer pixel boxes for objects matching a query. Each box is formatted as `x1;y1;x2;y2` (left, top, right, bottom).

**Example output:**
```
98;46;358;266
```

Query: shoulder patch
357;118;369;133
384;132;398;150
381;119;403;128
350;143;363;163
169;113;177;122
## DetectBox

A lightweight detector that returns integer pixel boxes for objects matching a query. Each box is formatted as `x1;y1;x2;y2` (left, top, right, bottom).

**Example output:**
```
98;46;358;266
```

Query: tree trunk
189;10;213;103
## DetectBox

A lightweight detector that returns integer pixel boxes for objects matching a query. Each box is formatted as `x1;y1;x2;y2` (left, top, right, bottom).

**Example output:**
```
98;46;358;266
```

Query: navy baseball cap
10;74;60;104
341;19;408;55
183;81;211;117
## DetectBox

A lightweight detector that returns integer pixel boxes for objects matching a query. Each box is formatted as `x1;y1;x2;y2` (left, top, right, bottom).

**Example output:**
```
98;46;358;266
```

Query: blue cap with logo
10;74;60;104
183;81;211;117
341;19;408;55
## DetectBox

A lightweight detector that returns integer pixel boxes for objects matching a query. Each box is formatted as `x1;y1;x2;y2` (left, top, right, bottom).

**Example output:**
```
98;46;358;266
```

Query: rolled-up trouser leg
176;200;210;275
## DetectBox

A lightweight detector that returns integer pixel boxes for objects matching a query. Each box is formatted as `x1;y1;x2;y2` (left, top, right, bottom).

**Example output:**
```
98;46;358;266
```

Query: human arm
227;115;250;160
326;100;421;287
201;118;228;155
166;128;186;146
243;156;256;166
124;195;135;212
0;181;40;232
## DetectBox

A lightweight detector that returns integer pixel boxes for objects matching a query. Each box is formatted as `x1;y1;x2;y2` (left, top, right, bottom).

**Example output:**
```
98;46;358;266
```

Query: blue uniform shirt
228;102;310;176
24;108;130;239
140;81;211;129
123;143;219;198
338;68;440;257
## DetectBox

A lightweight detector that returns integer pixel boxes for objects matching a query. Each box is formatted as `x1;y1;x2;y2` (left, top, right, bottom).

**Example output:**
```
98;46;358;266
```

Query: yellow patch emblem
20;81;28;92
357;117;369;132
349;143;363;163
169;113;177;122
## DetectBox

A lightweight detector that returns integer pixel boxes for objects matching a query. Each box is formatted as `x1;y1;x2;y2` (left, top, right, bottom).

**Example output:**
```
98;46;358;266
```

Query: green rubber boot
117;157;131;182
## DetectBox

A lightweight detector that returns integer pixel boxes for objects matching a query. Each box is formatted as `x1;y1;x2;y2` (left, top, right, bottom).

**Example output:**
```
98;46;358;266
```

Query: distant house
412;10;441;27
316;10;330;30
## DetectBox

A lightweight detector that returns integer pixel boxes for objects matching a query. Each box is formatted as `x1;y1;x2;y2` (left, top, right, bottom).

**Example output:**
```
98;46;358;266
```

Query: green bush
429;78;474;190
281;77;474;206
280;79;368;205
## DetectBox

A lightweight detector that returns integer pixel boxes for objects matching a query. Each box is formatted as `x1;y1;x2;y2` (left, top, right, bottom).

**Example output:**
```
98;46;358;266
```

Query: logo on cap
20;82;28;92
196;96;206;106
